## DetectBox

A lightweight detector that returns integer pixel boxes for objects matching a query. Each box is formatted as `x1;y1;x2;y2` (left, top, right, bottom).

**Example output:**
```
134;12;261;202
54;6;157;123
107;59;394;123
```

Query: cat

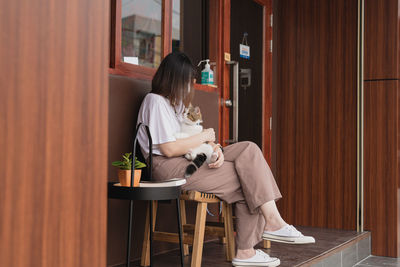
174;105;218;178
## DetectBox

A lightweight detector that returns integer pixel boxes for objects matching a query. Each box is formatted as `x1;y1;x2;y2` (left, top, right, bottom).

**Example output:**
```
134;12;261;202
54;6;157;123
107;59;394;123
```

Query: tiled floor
354;256;400;267
126;226;372;267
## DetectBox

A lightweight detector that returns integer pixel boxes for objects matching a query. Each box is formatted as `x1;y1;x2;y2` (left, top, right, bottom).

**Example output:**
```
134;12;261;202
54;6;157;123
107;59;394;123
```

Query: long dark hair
151;52;196;109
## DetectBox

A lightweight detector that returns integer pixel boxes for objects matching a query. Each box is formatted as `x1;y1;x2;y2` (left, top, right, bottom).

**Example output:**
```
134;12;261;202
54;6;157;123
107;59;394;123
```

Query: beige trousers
152;141;282;250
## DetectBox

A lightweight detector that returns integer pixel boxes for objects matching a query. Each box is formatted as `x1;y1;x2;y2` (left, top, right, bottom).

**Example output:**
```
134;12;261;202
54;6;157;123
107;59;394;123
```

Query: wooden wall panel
364;0;400;257
364;0;399;80
272;0;358;230
0;0;109;266
364;81;399;257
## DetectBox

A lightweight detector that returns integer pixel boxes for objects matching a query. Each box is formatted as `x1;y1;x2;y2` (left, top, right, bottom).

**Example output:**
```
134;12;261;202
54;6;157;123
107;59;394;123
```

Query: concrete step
125;226;371;267
264;226;371;267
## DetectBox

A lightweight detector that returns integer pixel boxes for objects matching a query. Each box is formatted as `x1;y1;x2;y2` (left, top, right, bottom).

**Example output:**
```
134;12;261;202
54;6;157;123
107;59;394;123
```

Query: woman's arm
159;128;215;157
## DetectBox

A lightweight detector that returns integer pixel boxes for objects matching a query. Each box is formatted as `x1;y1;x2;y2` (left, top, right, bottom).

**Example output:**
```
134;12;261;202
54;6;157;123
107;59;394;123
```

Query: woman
137;52;315;267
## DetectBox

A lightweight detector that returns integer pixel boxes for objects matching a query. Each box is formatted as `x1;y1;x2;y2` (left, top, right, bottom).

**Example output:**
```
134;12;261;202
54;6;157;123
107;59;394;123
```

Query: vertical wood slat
262;0;273;164
221;0;231;147
364;81;399;257
0;0;109;266
364;0;399;80
273;0;358;230
363;0;400;257
162;0;172;57
115;0;122;67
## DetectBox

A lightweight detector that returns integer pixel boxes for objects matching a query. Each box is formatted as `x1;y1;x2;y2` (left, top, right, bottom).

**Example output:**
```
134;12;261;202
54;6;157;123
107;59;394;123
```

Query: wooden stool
141;190;235;267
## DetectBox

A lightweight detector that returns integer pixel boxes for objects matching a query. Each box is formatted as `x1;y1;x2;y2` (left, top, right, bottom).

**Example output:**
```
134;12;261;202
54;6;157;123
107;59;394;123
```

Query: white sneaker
232;249;280;266
262;225;315;244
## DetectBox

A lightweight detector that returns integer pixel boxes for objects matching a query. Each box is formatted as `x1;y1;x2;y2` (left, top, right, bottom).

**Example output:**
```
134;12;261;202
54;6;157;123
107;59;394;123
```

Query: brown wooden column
0;0;109;266
364;81;399;257
272;0;358;230
364;0;400;257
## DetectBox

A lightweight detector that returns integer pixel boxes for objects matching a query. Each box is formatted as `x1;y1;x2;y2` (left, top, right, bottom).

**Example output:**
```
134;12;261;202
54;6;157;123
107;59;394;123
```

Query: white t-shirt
136;93;184;157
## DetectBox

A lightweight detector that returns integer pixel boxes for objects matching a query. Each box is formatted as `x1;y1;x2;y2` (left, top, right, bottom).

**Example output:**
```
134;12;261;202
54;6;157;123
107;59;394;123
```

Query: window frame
109;0;172;80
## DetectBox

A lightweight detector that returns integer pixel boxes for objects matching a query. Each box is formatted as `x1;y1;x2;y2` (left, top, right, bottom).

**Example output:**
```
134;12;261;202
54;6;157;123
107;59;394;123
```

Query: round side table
108;182;185;267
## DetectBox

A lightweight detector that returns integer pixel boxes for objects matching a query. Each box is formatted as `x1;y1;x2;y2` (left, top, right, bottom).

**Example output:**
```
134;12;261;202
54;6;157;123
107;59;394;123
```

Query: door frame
218;0;273;163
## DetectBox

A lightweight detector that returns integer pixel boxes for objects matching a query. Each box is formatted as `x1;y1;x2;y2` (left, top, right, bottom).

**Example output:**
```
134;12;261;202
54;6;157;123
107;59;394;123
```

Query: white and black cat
174;105;218;178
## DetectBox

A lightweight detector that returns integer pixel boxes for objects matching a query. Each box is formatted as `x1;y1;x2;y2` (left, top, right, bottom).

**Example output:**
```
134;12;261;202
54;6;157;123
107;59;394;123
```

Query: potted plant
112;152;146;187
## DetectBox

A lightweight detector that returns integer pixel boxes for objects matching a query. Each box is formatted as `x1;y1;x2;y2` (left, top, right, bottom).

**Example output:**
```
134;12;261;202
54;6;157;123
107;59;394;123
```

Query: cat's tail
184;153;207;178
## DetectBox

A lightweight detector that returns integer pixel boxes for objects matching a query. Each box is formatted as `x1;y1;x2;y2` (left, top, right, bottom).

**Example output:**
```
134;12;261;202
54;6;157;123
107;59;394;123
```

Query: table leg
126;200;134;267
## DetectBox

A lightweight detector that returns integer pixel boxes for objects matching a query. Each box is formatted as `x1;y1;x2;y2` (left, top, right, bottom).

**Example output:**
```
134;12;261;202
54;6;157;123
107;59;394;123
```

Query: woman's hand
202;128;216;143
208;147;224;168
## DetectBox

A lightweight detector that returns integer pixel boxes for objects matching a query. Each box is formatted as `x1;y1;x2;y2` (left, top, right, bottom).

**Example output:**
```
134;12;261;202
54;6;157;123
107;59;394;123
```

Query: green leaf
112;152;136;170
134;157;146;169
135;162;146;169
123;152;132;160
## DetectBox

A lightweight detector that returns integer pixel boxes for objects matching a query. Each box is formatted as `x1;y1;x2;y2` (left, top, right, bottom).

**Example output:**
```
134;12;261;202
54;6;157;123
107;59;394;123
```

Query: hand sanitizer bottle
198;59;214;85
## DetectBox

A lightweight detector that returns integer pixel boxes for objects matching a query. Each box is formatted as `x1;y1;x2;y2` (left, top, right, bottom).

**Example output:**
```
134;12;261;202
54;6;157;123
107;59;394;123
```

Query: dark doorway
230;0;264;147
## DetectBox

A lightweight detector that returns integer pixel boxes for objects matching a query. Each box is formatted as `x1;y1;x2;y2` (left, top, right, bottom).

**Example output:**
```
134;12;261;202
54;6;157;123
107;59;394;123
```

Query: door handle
223;99;233;107
225;60;239;144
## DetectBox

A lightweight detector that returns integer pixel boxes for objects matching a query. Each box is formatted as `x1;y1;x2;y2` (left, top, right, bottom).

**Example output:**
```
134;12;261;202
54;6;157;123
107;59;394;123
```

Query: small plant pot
118;169;142;187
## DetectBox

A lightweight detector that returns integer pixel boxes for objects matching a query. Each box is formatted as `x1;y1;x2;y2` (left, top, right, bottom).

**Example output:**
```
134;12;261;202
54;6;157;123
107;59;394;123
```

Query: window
110;0;218;85
121;0;162;68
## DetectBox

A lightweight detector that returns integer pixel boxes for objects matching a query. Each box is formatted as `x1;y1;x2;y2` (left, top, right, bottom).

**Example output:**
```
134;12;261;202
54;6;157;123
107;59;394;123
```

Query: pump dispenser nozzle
197;59;210;67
